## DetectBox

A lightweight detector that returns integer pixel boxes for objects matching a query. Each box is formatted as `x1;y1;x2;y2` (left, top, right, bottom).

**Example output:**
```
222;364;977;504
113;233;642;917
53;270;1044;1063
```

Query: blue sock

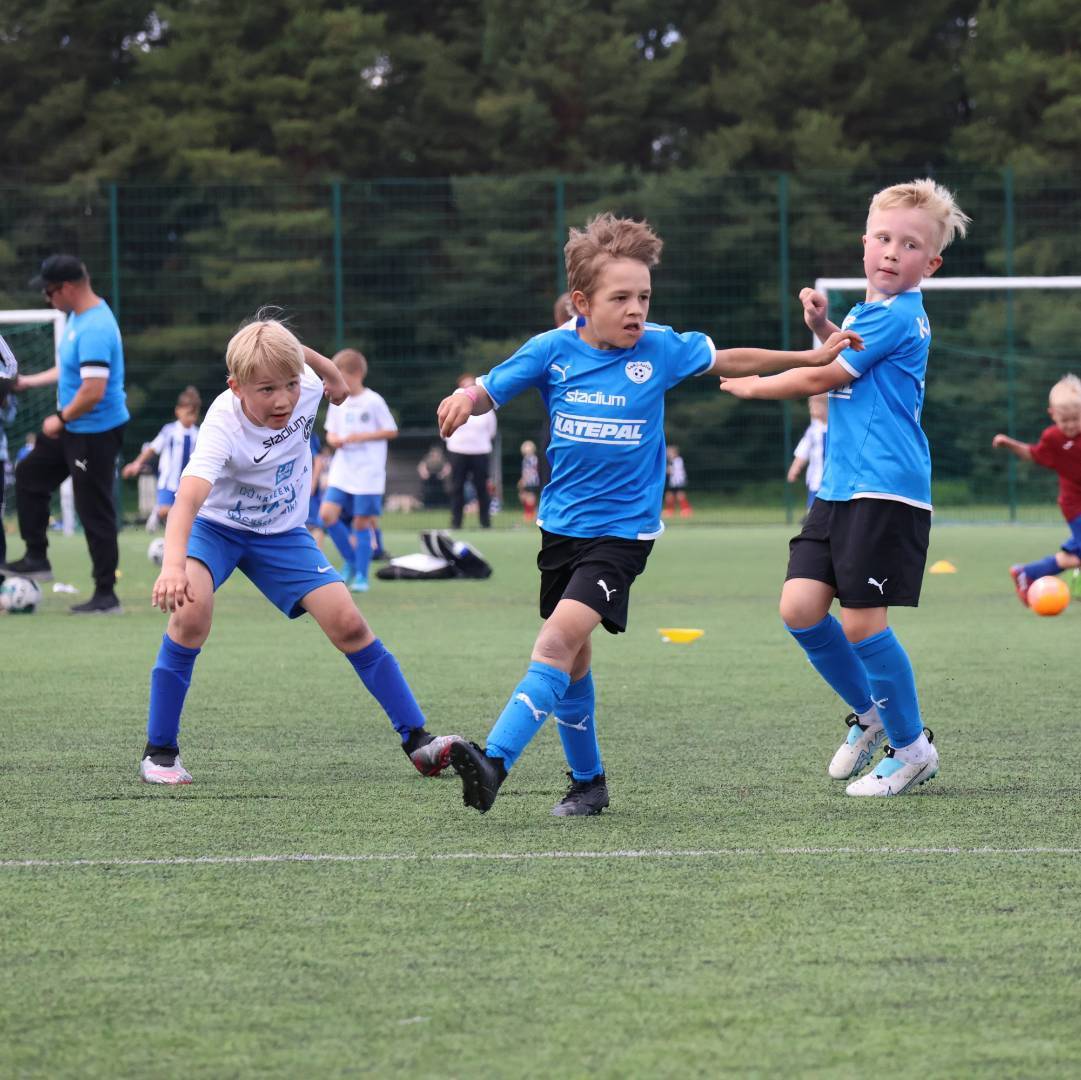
352;526;372;583
346;639;425;739
372;526;385;557
786;615;874;715
327;520;354;574
486;661;571;770
554;671;603;780
1022;554;1061;581
147;634;201;749
852;628;923;749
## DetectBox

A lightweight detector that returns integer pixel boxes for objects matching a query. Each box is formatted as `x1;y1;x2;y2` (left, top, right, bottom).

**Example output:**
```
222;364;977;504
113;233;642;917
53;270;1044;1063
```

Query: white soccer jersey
150;420;200;492
324;388;397;495
182;365;323;534
793;417;827;492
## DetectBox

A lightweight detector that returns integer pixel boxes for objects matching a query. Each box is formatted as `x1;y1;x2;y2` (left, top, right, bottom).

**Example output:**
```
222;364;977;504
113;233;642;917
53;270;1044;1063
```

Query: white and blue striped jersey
150;420;199;492
480;320;714;539
818;289;933;509
793;418;827;492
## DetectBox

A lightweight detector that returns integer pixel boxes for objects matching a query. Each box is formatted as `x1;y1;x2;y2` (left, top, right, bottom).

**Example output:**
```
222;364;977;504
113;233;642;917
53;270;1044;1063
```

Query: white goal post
0;309;65;360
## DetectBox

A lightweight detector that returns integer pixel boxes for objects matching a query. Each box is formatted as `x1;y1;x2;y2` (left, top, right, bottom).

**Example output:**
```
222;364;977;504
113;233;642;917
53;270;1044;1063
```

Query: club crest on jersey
303;417;315;441
625;360;652;384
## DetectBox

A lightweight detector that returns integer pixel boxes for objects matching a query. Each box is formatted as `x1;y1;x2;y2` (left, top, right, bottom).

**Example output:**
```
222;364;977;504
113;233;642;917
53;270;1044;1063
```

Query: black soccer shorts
537;530;654;634
785;497;931;608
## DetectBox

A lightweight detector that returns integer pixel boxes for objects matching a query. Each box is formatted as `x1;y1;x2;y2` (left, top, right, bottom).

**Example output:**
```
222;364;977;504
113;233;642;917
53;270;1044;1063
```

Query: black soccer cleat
69;592;123;615
449;741;506;813
551;772;609;817
0;555;53;582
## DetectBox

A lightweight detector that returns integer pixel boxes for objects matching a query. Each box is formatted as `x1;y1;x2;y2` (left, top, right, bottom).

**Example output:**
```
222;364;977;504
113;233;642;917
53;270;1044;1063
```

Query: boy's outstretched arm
720;360;851;401
301;346;349;405
152;475;211;613
437;384;494;439
709;329;861;378
991;434;1034;461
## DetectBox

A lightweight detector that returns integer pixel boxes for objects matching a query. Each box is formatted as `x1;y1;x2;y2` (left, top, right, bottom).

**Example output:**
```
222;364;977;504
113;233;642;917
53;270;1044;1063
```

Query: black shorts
786;498;931;608
537;530;654;634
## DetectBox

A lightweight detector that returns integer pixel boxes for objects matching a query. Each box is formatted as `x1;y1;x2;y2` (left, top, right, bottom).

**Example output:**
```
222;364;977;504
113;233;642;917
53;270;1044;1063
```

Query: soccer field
3;524;1079;1077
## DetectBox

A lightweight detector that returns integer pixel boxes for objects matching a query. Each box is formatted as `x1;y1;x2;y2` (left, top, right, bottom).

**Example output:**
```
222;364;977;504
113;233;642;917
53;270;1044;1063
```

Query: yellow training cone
658;628;704;644
929;560;957;574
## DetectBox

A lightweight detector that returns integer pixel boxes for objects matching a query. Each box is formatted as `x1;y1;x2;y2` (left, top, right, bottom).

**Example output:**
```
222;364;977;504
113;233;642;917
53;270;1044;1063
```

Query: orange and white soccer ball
1027;575;1070;617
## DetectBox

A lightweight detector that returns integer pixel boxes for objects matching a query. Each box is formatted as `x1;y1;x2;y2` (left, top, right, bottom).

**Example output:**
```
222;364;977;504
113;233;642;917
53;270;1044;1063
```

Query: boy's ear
571;289;590;316
924;253;943;278
227;375;240;396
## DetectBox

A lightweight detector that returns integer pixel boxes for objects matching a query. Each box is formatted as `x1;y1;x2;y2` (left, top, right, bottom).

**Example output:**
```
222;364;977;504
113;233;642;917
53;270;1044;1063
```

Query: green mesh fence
1;169;1079;525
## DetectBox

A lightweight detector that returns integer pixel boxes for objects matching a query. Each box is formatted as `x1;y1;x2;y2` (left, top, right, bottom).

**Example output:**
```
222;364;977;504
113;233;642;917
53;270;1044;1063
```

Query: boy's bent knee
326;607;373;653
167;609;211;649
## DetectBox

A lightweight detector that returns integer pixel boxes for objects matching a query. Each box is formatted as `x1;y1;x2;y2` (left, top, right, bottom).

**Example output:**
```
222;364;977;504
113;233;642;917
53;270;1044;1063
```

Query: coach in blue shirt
2;255;129;613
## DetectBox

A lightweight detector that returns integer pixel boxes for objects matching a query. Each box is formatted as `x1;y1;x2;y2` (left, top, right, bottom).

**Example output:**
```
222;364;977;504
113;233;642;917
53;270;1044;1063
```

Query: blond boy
140;318;458;785
993;374;1081;604
436;212;857;816
722;179;970;796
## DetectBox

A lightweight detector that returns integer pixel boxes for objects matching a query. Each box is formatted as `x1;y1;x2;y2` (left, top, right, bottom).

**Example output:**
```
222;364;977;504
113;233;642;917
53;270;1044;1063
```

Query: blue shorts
1061;514;1081;556
188;517;344;619
156;488;177;508
323;488;383;519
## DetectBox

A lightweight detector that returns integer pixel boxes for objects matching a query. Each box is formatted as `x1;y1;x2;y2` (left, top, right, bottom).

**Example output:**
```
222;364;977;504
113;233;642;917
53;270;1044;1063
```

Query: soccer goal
0;309;65;450
810;276;1081;522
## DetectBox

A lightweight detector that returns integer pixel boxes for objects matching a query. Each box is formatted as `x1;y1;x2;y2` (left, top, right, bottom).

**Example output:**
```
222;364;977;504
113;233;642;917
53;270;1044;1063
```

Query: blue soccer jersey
58;300;129;434
480;321;714;539
817;289;933;509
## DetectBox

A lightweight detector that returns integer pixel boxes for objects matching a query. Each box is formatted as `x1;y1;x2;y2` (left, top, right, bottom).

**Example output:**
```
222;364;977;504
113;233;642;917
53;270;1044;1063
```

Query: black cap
29;254;87;291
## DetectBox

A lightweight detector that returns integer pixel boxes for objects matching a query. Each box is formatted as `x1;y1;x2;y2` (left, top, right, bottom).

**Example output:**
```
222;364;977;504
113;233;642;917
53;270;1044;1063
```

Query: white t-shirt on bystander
325;388;397;495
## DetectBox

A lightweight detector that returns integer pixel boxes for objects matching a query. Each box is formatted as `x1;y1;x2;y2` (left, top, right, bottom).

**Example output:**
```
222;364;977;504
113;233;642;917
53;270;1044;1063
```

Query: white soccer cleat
828;712;887;779
845;737;939;797
139;753;193;785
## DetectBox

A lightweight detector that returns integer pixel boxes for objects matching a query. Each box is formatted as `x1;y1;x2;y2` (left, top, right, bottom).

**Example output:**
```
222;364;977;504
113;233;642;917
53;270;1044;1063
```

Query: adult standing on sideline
444;373;497;529
1;255;128;613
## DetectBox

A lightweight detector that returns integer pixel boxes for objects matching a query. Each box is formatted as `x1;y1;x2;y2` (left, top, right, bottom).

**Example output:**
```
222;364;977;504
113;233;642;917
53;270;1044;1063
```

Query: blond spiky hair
1049;374;1081;407
564;213;663;298
226;318;304;385
867;179;971;254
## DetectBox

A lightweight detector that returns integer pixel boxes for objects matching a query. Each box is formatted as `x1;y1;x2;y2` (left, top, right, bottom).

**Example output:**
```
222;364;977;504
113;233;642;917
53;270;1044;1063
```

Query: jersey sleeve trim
837;355;862;378
693;336;717;376
79;363;111;379
476;375;503;409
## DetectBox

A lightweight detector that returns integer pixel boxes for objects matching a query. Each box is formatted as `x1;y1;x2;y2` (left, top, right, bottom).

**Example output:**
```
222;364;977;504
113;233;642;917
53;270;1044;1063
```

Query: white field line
2;847;1081;870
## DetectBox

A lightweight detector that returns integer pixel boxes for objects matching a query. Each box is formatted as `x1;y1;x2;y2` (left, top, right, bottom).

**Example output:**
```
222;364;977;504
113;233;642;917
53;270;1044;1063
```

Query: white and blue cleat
845;732;939;797
828;712;887;780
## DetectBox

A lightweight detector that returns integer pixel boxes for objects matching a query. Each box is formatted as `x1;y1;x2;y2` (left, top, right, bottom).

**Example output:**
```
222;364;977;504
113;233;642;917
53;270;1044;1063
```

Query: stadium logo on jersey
566;389;627;407
257;414;310;457
552;411;645;445
625;360;653;384
275;459;296;485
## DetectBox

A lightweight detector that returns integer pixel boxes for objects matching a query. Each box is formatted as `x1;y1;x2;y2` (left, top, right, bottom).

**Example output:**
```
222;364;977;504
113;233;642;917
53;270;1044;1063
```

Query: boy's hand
152;566;196;612
121;461;140;479
806;329;862;366
718;376;760;400
323;372;349;405
437;393;473;438
992;434;1009;448
800;288;830;334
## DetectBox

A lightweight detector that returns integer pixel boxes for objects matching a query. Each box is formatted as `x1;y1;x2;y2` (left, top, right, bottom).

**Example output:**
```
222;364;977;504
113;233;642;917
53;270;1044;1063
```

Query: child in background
992;374;1081;605
305;432;328;543
663;444;691;517
319;349;398;593
722;178;970;796
437;212;856;817
122;386;202;531
0;333;18;581
141;317;459;785
517;439;541;522
787;394;829;508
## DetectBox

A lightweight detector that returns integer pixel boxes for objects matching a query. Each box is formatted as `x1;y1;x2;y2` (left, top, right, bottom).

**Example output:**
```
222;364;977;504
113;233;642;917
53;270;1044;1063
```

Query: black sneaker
551;772;609;817
449;740;506;813
70;592;123;615
0;555;53;582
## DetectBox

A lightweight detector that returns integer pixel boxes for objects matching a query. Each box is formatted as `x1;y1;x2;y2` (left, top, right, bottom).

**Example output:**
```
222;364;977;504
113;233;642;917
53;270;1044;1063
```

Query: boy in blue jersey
140;317;460;785
437;213;858;815
722;179;970;796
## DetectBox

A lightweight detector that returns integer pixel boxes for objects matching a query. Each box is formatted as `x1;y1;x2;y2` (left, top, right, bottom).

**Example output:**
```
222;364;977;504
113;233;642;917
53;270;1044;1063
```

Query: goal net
813;276;1081;522
0;310;65;455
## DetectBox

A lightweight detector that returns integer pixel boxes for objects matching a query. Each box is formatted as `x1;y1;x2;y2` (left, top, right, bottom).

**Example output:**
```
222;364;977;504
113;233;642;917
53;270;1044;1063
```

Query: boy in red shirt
993;374;1081;605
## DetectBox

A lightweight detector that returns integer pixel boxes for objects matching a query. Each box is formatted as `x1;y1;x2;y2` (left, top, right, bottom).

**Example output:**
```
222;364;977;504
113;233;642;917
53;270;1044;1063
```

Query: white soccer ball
0;576;42;613
148;538;166;565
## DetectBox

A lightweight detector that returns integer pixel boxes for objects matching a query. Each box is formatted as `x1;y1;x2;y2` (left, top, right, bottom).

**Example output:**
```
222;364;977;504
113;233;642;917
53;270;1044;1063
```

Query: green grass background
2;523;1079;1078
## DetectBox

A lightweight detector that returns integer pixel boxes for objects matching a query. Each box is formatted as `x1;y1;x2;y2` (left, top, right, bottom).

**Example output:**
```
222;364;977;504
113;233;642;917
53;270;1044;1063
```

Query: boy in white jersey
787;394;828;509
122;386;201;531
722;179;970;796
319;349;397;593
437;212;858;816
139;318;459;785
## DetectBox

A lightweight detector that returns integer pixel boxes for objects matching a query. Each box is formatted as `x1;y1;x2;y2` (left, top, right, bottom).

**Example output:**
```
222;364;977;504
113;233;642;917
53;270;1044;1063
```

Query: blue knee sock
486;661;571;770
554;671;603;780
346;639;425;740
786;615;874;715
147;634;201;749
852;628;923;749
372;526;385;557
327;520;354;573
1022;554;1061;581
352;526;372;583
